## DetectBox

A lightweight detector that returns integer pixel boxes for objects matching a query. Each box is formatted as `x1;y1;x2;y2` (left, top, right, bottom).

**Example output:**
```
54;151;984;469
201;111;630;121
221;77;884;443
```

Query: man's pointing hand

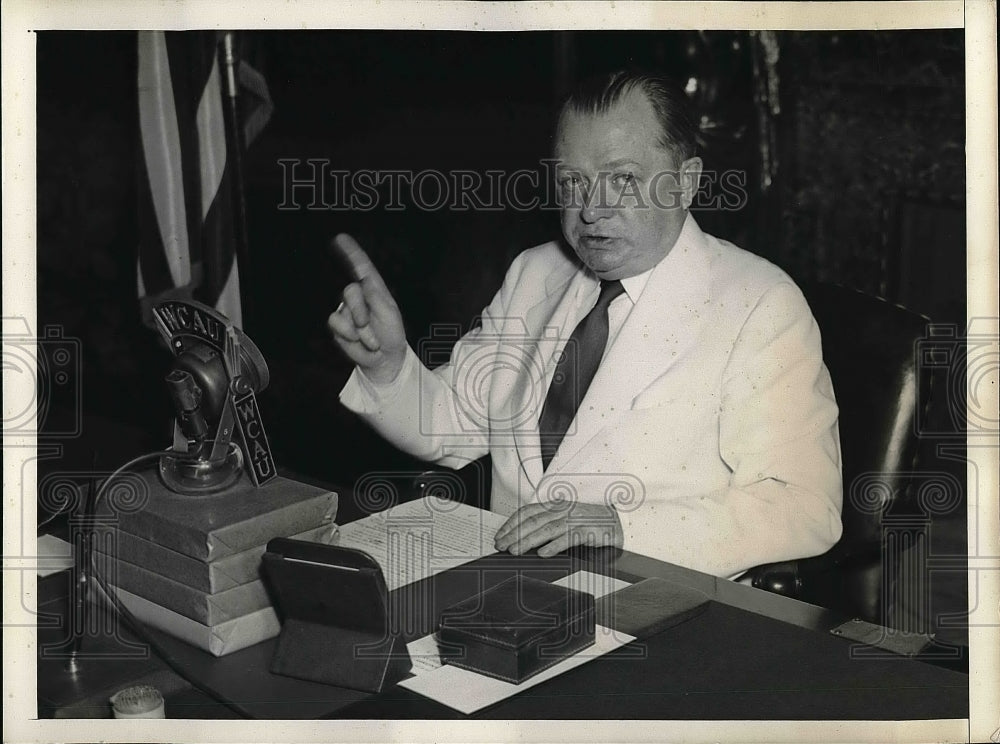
327;233;408;385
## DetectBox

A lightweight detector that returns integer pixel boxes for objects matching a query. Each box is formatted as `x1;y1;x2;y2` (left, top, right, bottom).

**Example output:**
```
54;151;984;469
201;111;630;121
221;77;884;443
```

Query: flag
136;31;272;330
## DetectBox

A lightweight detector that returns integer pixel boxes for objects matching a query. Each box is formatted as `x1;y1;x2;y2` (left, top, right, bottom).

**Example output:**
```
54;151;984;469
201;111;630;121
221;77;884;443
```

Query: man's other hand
494;501;624;558
328;233;408;385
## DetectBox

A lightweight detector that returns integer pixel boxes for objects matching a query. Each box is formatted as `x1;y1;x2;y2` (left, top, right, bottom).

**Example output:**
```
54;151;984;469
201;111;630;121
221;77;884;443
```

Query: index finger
494;503;549;544
330;233;385;286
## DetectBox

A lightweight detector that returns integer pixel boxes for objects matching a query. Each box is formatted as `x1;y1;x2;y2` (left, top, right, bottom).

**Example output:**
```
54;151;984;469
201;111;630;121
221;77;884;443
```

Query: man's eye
559;175;581;188
612;172;635;186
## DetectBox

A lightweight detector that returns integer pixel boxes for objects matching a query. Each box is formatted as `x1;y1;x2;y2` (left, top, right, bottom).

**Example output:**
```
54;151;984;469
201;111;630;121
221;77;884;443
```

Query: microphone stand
65;458;98;675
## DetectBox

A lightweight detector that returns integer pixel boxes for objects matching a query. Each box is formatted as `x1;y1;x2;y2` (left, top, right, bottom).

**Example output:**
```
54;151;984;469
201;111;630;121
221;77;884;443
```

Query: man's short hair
559;69;699;163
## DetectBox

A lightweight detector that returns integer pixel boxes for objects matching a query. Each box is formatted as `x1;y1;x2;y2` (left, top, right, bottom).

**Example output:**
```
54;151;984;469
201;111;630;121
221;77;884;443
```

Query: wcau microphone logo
233;390;275;484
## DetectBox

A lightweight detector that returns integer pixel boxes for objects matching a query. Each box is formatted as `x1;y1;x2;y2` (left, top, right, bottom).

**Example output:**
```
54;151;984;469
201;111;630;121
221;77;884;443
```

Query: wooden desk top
37;542;968;720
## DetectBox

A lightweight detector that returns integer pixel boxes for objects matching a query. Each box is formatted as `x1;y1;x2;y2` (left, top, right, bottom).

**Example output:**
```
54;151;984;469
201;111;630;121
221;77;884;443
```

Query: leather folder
594;576;710;638
437;575;595;684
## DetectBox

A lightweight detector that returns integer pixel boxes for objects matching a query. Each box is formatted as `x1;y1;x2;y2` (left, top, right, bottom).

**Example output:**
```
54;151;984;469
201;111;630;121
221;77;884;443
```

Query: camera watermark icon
418;319;573;442
915;318;999;437
2;317;82;438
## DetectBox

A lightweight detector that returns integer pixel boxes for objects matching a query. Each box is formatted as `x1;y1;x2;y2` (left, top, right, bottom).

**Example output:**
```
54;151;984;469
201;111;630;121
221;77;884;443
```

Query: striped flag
137;31;272;330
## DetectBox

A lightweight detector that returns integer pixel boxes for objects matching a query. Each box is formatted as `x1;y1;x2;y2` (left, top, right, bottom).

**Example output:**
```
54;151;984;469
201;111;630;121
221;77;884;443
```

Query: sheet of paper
399;625;635;715
332;497;508;591
552;569;631;599
36;533;74;577
406;632;445;674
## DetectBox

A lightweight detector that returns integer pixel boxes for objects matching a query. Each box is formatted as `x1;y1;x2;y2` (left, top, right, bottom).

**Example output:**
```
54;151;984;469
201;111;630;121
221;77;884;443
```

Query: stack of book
95;472;337;656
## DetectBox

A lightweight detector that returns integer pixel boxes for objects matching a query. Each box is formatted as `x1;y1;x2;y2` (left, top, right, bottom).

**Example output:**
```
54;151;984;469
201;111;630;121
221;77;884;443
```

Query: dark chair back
752;282;933;625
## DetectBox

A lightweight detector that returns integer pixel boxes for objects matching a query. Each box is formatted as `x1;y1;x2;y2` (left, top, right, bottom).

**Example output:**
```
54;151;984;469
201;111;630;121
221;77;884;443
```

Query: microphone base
159;444;243;495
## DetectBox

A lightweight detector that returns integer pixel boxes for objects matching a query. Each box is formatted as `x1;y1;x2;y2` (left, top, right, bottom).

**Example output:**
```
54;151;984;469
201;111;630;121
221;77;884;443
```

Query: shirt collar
581;211;698;305
582;251;658;305
618;266;654;305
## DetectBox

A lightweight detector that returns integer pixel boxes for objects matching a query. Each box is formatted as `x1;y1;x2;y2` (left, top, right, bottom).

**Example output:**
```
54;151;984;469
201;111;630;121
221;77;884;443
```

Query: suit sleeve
339;253;526;469
614;281;843;578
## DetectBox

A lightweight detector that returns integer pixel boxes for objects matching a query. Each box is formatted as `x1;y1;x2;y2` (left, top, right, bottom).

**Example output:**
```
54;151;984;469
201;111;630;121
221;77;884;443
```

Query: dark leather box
437;575;595;684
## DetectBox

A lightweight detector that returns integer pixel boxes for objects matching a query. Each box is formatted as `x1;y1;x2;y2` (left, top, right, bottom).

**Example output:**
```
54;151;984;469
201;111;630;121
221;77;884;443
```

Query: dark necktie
538;279;625;471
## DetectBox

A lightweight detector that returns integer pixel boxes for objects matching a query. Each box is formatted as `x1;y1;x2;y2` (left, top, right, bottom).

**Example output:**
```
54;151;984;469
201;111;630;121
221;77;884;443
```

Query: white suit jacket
340;216;843;577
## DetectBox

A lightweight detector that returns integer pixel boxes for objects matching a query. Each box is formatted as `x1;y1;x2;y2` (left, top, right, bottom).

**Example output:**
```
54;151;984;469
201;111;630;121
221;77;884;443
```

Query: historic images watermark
37;472;151;661
916;318;999;439
3;319;150;658
841;319;999;659
4;319;83;630
276;158;749;213
2;317;82;439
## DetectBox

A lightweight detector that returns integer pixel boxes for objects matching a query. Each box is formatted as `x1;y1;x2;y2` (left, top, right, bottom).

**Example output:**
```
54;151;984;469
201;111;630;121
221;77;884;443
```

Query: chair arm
411;470;449;498
409;458;492;510
748;561;803;599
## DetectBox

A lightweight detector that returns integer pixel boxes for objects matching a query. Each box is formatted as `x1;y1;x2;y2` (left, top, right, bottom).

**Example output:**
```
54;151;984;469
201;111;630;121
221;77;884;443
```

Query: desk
38;540;968;720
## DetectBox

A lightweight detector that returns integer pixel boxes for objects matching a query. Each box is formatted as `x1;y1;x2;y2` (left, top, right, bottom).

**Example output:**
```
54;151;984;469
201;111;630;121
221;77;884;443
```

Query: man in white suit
330;71;842;579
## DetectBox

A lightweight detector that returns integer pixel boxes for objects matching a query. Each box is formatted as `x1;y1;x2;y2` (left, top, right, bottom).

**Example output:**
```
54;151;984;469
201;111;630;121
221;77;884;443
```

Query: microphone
152;300;276;495
165;369;209;448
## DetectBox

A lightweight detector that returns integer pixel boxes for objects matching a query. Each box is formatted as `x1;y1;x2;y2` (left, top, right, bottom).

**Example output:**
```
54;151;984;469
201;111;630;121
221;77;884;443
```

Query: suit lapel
548;215;713;473
509;256;591;490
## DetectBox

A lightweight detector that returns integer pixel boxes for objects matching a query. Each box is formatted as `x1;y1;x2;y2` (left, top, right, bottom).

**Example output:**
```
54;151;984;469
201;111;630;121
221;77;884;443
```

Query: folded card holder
262;538;411;693
437;575;595;684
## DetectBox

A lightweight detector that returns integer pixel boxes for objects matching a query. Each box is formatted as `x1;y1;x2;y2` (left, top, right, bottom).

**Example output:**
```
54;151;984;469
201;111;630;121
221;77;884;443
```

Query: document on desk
332;497;508;591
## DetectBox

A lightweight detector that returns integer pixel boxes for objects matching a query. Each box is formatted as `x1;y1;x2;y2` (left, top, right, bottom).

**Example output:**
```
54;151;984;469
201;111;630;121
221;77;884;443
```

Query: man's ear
680;156;703;210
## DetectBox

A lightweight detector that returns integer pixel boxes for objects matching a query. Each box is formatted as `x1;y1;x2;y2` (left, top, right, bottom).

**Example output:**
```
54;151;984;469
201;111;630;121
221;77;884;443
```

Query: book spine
203;496;336;561
113;587;281;657
100;556;273;625
110;524;332;593
112;488;336;561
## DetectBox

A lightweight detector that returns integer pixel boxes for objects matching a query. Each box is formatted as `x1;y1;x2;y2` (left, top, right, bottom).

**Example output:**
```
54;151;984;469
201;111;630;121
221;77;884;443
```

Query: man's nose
579;186;612;224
